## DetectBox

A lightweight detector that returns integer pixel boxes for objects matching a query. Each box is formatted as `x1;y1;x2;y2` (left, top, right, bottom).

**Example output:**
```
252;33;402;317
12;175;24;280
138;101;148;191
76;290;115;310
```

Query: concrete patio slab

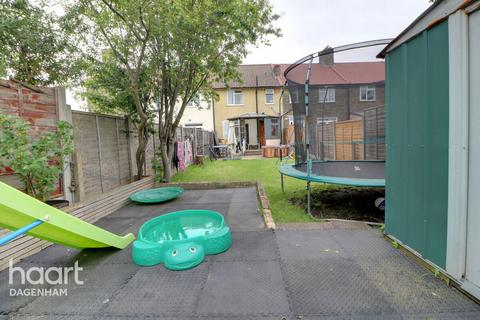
1;187;479;319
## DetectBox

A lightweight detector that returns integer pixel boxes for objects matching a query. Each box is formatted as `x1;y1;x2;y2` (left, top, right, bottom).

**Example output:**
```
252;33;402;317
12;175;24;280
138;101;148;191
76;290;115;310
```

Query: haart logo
8;260;84;297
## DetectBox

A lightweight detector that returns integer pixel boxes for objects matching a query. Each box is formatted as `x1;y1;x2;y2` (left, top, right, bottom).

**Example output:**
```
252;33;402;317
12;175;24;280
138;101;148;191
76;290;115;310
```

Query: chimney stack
318;46;334;66
273;64;281;76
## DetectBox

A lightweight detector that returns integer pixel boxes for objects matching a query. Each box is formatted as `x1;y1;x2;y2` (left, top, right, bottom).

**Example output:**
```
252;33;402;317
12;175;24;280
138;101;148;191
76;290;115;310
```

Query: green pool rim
137;209;227;244
129;186;184;204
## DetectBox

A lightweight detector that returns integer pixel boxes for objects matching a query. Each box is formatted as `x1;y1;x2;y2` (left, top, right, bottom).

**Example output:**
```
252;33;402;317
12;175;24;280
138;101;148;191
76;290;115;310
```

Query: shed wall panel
385;20;449;268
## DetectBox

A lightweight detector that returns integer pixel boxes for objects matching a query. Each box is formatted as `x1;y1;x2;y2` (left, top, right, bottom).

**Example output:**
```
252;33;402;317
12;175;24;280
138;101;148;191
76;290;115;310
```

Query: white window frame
318;87;335;103
359;85;376;102
317;117;337;125
265;89;274;104
227;89;243;106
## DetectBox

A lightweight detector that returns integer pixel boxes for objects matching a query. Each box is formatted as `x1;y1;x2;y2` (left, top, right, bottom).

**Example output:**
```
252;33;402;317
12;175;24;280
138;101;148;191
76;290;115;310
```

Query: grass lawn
172;158;329;223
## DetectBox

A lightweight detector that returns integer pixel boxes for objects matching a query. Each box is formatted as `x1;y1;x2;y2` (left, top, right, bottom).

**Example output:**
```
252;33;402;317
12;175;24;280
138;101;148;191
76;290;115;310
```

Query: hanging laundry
172;141;179;171
178;141;185;171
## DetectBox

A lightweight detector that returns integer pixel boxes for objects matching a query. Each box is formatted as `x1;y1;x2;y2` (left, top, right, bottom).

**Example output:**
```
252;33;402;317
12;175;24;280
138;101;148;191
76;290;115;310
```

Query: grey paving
1;187;479;320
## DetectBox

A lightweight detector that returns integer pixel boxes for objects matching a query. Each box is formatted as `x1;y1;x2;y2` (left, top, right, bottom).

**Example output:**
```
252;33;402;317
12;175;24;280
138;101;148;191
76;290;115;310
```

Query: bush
0;114;74;201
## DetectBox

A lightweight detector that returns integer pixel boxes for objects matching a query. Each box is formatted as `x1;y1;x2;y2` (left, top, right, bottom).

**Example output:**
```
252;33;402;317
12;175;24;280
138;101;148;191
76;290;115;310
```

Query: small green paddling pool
132;210;232;270
129;187;184;204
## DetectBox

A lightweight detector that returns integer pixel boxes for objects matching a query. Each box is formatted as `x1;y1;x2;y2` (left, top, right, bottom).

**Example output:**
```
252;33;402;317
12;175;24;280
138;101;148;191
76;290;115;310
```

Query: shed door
466;9;480;292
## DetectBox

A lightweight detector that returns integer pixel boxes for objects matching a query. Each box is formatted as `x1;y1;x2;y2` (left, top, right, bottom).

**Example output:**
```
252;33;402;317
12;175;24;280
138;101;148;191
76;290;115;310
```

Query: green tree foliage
65;0;279;181
0;114;74;201
150;0;280;181
64;0;159;180
81;51;156;169
0;0;82;85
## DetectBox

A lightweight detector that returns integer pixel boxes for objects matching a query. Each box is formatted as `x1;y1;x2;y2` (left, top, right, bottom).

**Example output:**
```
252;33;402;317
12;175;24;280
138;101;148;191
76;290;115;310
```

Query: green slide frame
0;181;134;249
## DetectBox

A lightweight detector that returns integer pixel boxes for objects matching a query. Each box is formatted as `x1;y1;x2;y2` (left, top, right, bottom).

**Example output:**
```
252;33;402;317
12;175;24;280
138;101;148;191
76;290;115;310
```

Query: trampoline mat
294;161;385;180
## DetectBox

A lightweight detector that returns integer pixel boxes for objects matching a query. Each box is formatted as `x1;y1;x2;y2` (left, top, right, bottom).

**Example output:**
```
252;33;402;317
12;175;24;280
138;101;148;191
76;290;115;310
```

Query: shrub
0;114;74;201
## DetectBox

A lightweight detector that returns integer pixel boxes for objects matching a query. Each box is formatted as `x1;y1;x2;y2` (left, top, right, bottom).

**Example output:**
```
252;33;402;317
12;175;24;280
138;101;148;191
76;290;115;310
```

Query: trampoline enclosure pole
307;181;311;215
281;173;284;193
307;159;312;214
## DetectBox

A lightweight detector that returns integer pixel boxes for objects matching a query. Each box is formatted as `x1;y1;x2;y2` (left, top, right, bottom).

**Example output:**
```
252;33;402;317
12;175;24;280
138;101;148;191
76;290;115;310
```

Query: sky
242;0;431;64
67;0;431;110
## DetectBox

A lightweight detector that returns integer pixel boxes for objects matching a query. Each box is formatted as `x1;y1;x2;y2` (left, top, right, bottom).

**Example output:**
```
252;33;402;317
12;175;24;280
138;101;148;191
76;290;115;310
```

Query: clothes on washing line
172;141;179;170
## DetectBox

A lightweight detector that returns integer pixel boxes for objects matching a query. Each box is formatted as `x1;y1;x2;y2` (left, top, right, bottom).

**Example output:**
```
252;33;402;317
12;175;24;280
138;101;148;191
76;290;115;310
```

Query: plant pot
45;199;70;209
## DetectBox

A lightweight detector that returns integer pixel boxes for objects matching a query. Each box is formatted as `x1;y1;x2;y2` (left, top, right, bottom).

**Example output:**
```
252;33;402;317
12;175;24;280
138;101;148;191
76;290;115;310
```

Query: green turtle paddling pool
132;210;232;270
129;187;184;204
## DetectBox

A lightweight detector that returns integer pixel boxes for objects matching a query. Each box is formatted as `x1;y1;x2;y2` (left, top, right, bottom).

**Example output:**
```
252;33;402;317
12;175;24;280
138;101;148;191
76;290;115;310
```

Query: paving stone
276;230;348;260
103;263;208;317
197;260;290;317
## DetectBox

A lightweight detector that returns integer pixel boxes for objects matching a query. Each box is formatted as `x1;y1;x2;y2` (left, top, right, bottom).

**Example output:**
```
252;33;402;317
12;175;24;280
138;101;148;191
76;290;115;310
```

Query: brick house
280;61;385;129
211;61;384;147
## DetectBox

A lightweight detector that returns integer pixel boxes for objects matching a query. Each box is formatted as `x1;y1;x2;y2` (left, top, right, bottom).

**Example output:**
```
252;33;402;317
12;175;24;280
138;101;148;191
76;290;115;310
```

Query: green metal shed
379;0;480;299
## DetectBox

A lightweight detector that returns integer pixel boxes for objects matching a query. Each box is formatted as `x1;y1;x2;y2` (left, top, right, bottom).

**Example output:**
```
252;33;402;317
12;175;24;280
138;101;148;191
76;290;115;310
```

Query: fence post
194;128;197;157
333;122;337;160
56;87;75;204
72;151;85;201
351;125;355;160
375;107;379;160
95;115;105;192
363;112;367;160
126;118;135;181
115;119;122;185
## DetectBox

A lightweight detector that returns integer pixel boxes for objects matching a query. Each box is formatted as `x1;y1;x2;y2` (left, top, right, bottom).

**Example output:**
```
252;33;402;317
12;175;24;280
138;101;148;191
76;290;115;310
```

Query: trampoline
279;160;385;187
279;40;390;213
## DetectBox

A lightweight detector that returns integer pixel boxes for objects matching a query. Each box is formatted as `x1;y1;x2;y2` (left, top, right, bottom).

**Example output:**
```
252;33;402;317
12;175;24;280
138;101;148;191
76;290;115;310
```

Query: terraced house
212;64;284;149
212;60;385;149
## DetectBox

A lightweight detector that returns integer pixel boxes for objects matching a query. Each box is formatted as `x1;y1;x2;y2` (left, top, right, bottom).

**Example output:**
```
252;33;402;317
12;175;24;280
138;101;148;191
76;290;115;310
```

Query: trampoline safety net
284;40;390;165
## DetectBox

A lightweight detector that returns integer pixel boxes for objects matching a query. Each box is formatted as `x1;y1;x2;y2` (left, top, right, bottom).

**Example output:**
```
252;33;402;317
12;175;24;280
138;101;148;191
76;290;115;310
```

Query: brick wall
0;80;63;195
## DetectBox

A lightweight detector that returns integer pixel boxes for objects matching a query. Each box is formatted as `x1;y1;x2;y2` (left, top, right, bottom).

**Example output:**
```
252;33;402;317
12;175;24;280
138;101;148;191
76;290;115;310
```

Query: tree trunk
160;140;172;182
135;121;147;180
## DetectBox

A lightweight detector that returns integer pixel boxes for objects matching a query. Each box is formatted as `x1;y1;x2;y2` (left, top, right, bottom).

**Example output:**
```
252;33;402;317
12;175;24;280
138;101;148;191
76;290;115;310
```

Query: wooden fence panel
364;106;386;160
72;112;103;198
72;111;134;201
116;119;132;185
98;116;122;191
335;120;363;160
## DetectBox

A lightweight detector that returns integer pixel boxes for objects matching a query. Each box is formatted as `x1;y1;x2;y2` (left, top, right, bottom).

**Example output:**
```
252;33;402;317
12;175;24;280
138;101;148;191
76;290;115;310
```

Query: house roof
281;61;385;86
214;62;385;89
213;64;284;89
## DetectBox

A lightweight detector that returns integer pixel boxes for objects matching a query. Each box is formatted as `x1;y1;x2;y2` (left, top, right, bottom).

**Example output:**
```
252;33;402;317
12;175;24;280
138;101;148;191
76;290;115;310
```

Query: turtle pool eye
172;249;179;256
189;247;197;253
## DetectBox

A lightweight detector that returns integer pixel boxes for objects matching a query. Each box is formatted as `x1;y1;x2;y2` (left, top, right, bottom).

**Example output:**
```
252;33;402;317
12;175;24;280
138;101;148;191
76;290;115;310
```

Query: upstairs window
265;89;274;104
360;85;376;101
227;89;243;105
318;87;335;103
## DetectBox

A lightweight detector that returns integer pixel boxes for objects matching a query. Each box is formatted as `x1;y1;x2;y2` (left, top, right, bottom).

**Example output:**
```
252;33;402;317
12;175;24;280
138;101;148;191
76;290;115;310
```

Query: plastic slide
0;181;135;249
